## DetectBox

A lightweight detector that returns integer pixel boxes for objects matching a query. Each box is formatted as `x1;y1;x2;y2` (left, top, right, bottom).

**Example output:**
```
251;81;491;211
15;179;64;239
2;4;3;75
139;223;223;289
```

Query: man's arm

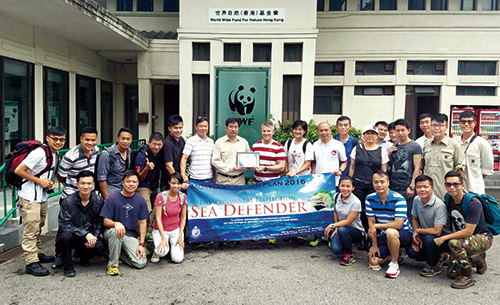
372;217;405;231
180;153;189;182
434;223;476;246
15;163;54;189
103;217;126;238
97;150;110;199
407;153;422;197
212;141;233;173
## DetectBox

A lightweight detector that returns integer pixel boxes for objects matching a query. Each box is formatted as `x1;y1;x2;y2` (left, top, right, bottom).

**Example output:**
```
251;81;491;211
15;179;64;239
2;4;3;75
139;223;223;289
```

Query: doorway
405;86;440;139
163;84;179;136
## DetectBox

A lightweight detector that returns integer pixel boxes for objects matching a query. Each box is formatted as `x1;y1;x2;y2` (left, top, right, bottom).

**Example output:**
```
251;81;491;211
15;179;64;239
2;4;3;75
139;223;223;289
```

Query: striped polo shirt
365;189;412;232
58;144;99;199
182;134;214;180
252;140;286;183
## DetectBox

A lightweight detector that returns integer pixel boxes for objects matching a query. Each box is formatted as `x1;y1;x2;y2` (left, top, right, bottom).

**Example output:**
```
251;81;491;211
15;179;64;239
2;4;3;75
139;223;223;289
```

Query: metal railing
0;139;146;227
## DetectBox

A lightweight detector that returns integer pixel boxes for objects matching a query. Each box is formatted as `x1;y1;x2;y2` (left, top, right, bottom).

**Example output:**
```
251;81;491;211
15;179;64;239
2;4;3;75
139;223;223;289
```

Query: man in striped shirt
366;170;413;278
251;121;286;183
180;116;214;183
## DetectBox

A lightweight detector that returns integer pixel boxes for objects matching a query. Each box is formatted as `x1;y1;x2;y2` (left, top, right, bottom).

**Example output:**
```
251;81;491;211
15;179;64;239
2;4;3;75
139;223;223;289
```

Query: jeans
329;226;364;254
406;234;444;268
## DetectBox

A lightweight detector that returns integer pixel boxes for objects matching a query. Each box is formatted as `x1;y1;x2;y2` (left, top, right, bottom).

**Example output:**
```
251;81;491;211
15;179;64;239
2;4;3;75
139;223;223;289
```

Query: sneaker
38;253;55;264
25;262;50;277
340;253;356;266
309;238;322;247
51;255;62;269
385;261;400;278
420;266;441;277
151;252;160;263
145;232;153;241
268;239;277;244
63;268;76;277
107;266;120;276
296;237;307;245
79;260;90;267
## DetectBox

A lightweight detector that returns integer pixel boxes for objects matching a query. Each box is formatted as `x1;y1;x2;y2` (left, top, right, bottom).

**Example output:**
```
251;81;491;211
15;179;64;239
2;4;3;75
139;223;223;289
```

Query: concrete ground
0;237;498;305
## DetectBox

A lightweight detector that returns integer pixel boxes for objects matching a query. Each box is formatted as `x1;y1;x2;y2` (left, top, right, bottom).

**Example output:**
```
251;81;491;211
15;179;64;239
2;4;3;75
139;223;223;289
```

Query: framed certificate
237;152;260;168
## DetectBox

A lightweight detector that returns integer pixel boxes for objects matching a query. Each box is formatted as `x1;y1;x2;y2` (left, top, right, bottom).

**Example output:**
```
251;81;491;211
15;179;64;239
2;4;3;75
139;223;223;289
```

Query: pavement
0;237;499;305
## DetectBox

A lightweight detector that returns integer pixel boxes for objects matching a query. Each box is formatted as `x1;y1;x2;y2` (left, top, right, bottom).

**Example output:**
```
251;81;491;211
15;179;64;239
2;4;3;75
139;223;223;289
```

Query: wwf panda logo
229;85;256;115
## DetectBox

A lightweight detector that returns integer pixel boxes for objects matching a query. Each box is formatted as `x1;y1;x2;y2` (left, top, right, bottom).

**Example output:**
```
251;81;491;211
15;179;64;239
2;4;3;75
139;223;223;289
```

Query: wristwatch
139;242;145;247
264;167;268;172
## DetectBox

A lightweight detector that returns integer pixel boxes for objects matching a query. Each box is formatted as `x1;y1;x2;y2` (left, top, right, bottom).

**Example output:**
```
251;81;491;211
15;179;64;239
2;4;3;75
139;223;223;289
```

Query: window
253;43;272;62
458;61;496;75
358;0;374;10
407;61;445;75
137;0;153;11
380;0;397;10
164;0;179;12
314;86;342;114
483;0;499;10
315;62;344;76
284;44;303;62
44;67;69;147
193;75;210;126
431;0;448;10
317;0;325;11
193;43;210;61
461;0;477;10
408;0;426;10
117;0;133;11
283;76;302;122
224;43;241;62
101;81;113;144
76;75;96;139
330;0;347;11
354;86;394;95
356;61;395;75
456;86;495;96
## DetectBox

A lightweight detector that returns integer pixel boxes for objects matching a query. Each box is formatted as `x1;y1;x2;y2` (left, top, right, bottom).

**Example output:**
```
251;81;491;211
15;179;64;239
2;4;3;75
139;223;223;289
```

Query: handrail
0;139;147;227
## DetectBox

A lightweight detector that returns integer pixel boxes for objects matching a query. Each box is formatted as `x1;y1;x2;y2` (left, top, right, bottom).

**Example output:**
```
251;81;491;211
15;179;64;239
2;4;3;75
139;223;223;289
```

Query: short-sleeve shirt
182;134;214;180
334;193;365;234
411;195;448;230
313;137;347;176
100;192;149;238
389;140;422;188
18;147;58;203
58;144;99;199
161;134;185;189
365;190;412;233
135;145;162;190
334;134;357;178
252;140;286;182
284;139;314;175
152;192;187;232
447;196;492;236
97;144;131;195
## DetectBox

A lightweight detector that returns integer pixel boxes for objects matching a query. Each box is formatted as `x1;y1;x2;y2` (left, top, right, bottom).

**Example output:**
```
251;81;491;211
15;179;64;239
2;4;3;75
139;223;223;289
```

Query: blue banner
187;173;336;242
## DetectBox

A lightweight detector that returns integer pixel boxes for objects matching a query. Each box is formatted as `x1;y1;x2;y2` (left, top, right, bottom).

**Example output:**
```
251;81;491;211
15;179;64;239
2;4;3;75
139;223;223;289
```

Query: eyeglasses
48;136;66;143
445;182;462;188
459;119;475;125
431;124;446;129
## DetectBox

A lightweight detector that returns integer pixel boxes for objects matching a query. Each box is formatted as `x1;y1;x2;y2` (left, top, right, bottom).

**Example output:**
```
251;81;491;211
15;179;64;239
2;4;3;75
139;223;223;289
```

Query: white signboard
209;8;285;23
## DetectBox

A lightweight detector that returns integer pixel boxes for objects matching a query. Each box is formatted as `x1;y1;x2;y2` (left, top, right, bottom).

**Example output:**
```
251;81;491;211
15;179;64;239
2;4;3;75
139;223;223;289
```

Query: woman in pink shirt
151;172;187;263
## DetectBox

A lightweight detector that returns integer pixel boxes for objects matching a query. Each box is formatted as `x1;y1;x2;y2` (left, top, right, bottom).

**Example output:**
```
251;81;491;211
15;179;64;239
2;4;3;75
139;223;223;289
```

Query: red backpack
4;140;54;188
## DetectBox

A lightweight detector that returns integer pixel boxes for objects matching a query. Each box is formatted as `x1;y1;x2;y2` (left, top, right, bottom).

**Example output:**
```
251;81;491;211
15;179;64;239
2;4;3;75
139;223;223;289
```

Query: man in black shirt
161;115;187;190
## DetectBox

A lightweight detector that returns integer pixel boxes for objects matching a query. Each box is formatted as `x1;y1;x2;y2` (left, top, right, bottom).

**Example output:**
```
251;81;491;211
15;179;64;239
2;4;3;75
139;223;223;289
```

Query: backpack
93;147;118;193
285;139;311;154
4;140;54;188
150;191;186;222
445;192;500;235
130;145;148;172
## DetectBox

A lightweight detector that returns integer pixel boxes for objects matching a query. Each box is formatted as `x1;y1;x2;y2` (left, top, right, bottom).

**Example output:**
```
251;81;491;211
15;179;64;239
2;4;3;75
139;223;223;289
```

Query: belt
217;172;243;179
354;178;372;185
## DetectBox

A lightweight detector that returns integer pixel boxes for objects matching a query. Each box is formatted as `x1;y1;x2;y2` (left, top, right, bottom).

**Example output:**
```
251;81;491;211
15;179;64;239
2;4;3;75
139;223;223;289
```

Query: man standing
366;170;412;278
101;170;148;275
407;175;449;277
252;122;286;183
375;121;393;151
434;171;493;289
312;122;347;182
57;170;106;277
212;118;250;185
15;126;66;276
97;127;133;200
180;116;214;183
161;115;186;190
415;113;433;149
455;111;494;194
422;113;465;200
334;116;358;178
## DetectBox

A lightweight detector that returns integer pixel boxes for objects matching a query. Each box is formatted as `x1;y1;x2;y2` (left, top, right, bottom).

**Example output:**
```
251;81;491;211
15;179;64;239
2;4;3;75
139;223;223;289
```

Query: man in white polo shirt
180;116;214;183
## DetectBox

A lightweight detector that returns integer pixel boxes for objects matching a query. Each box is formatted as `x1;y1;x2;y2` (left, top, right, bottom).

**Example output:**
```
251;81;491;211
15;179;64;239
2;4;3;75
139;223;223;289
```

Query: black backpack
285;139;311;154
129;145;148;171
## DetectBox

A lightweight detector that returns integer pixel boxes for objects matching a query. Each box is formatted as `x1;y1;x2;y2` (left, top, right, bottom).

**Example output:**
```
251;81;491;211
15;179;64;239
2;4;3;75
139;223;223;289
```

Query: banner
187;173;336;242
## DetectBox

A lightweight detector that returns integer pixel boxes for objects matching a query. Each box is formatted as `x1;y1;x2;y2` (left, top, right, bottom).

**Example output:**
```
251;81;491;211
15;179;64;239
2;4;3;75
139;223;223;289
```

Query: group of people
14;111;495;289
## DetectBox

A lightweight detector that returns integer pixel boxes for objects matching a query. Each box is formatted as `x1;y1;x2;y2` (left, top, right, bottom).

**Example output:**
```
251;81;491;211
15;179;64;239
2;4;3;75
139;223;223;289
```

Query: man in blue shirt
334;116;358;178
366;170;413;278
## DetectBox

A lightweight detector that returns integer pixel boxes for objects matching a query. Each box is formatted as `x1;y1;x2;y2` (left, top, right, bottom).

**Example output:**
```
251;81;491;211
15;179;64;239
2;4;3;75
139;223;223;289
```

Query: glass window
76;75;96;138
358;0;374;10
408;0;426;10
317;0;325;11
407;61;445;75
137;0;154;12
193;75;210;126
356;61;395;75
193;43;210;61
461;0;477;10
44;67;69;147
164;0;179;12
456;86;495;96
283;76;302;122
431;0;448;10
224;43;241;62
284;44;303;62
354;86;394;95
253;43;272;62
313;86;342;114
483;0;498;10
101;81;113;144
380;0;397;10
117;0;133;11
458;61;496;75
315;62;345;76
330;0;347;11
